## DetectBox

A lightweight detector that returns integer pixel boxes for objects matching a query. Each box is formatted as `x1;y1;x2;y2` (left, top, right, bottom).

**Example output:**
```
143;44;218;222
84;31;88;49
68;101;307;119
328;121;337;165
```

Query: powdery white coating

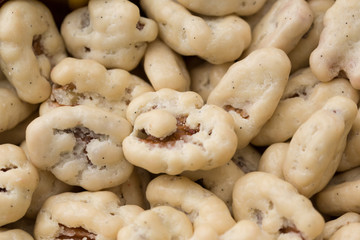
232;172;325;240
252;68;360;146
176;0;267;17
144;39;190;92
258;142;289;180
207;48;291;150
61;0;158;71
328;223;360;240
310;0;360;89
141;0;251;64
0;229;34;240
283;96;358;198
39;57;153;117
242;0;313;57
0;144;39;227
34;191;143;240
26;105;133;191
0;0;66;104
322;212;360;240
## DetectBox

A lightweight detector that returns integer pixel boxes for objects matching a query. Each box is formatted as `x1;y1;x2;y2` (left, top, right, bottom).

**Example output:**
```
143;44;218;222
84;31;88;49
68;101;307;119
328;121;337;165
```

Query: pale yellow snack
323;212;360;240
288;0;335;72
242;0;313;57
232;172;325;240
141;0;251;64
310;0;360;89
0;144;39;227
0;229;34;240
283;96;358;198
61;0;158;71
34;191;143;240
207;48;291;149
26;105;133;191
0;0;66;104
231;144;261;173
189;61;232;102
252;68;359;146
39;57;153;117
328;223;360;240
258;142;289;179
176;0;267;17
144;39;190;92
146;175;236;235
314;167;360;216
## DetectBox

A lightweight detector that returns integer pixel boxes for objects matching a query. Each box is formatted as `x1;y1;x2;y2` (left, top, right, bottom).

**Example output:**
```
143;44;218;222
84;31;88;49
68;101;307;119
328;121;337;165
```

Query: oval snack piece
26;105;133;191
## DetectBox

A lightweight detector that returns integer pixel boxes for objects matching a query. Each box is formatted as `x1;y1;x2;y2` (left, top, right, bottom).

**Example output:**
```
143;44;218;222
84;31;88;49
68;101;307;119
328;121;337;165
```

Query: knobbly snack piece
310;0;360;89
322;212;360;240
123;88;238;175
258;142;289;179
288;0;335;72
252;68;359;146
242;0;313;57
61;0;158;71
315;167;360;216
231;145;261;173
144;39;190;92
328;223;360;240
0;229;34;240
0;0;66;104
34;191;143;240
207;48;291;149
283;96;358;198
0;144;39;227
176;0;267;17
26;105;133;191
146;175;236;235
233;172;325;240
141;0;251;64
39;57;153;117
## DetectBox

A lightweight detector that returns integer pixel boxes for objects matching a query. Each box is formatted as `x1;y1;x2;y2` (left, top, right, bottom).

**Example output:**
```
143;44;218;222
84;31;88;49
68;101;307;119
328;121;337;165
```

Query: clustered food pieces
1;0;360;239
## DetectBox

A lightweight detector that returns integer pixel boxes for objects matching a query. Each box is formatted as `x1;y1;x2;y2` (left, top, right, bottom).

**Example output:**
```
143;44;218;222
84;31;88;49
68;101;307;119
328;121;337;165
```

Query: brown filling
32;35;44;56
51;83;79;106
1;165;17;172
56;224;96;240
136;21;145;30
223;105;249;119
279;222;305;240
0;187;7;192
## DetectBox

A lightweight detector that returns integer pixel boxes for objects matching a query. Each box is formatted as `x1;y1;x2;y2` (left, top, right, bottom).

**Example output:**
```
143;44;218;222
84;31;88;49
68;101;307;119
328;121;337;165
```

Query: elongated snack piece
34;191;143;240
0;144;39;227
39;57;153;117
0;0;66;104
322;212;360;240
232;171;325;240
310;0;360;89
207;47;290;149
328;222;360;240
141;0;251;64
123;88;238;174
61;0;158;71
26;105;133;191
258;142;289;179
0;229;34;240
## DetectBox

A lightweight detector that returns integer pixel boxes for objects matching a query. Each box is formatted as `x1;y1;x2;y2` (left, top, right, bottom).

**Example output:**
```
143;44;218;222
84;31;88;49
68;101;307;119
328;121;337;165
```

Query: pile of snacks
1;0;360;239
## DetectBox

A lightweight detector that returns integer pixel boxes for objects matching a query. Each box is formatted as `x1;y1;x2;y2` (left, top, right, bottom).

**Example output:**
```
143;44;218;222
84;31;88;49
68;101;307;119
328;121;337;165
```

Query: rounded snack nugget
123;88;238;175
34;191;143;240
0;229;34;240
0;0;67;104
207;47;291;150
39;57;153;117
328;223;360;240
0;144;39;227
258;142;289;180
232;171;325;240
26;105;133;191
322;212;360;240
283;96;358;198
141;0;251;64
61;0;158;71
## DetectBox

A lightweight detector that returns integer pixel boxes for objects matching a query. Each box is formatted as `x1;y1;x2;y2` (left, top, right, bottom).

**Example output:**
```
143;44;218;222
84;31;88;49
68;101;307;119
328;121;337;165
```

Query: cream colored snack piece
258;142;289;179
323;212;360;240
207;48;290;149
123;88;238;175
0;229;34;240
232;171;325;240
26;105;133;191
288;0;335;73
0;0;66;104
244;0;277;29
310;0;360;89
283;96;357;198
61;0;158;71
252;68;359;146
231;144;261;173
146;175;236;236
189;61;232;102
242;0;313;57
0;144;39;227
141;0;251;64
39;57;153;117
315;167;360;216
144;39;190;92
176;0;267;17
34;191;143;240
328;223;360;240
